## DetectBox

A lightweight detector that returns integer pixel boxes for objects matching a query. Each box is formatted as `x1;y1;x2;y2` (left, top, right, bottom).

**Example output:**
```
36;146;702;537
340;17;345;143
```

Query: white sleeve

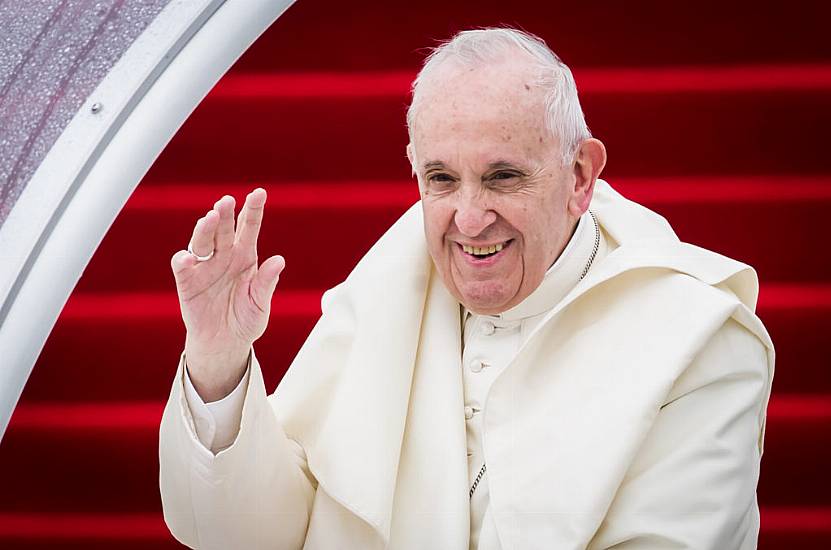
183;359;250;454
160;349;315;549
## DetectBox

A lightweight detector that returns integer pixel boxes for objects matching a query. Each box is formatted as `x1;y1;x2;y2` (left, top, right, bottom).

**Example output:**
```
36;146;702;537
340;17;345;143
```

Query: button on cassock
469;359;485;373
481;320;496;335
464;406;474;420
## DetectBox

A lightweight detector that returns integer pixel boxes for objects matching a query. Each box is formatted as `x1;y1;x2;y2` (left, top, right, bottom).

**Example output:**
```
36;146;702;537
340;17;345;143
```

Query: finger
213;195;236;253
171;249;197;278
189;210;220;257
250;254;286;312
235;188;267;254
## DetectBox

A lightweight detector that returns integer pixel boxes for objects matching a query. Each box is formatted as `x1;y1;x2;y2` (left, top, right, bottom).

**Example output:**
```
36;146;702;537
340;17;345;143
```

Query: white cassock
160;179;774;550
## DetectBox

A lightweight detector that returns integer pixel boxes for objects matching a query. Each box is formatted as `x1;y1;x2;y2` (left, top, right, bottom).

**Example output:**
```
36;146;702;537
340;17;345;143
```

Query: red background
2;1;830;547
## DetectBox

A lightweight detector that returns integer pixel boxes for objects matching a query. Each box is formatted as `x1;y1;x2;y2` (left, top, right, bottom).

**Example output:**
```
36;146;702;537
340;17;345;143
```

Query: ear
569;138;607;217
406;143;416;173
407;143;426;193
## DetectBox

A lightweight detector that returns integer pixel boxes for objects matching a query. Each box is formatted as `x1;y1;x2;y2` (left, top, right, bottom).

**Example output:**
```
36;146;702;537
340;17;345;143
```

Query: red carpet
1;1;829;547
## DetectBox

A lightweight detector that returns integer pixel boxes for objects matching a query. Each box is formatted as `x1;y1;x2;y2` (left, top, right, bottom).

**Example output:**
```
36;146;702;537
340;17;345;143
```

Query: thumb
251;254;286;310
170;249;198;291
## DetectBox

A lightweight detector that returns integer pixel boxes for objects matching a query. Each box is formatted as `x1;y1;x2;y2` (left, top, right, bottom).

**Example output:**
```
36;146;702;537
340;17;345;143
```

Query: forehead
412;59;553;161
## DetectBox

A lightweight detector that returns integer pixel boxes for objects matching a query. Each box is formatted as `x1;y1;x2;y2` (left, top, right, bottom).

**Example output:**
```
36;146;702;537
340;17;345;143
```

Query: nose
454;192;497;237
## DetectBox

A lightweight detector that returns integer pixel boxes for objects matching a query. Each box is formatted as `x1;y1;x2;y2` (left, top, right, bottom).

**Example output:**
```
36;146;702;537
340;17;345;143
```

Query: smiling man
160;28;774;550
409;47;605;315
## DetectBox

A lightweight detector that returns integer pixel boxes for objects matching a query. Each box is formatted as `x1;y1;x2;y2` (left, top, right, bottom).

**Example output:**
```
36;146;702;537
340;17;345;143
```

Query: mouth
458;239;513;262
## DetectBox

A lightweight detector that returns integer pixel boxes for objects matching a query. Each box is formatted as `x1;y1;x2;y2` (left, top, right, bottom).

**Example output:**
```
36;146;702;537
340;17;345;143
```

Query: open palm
170;188;284;401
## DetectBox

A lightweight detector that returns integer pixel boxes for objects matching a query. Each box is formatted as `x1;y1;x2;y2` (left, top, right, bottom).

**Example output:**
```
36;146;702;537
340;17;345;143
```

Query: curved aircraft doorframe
0;0;298;439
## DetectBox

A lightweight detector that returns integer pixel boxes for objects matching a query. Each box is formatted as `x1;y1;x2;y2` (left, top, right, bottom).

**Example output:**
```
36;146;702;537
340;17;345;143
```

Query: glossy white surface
0;0;297;439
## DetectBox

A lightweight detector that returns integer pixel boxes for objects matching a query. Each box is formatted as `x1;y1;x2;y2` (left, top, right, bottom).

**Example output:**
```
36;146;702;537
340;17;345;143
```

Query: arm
589;317;771;550
161;189;315;548
160;349;316;549
183;353;249;454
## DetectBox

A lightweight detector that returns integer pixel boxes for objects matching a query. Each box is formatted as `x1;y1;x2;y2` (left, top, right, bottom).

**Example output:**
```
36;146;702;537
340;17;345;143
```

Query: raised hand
170;188;285;401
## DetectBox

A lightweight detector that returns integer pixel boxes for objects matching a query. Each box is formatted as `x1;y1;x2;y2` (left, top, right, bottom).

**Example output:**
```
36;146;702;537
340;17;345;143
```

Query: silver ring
187;241;214;262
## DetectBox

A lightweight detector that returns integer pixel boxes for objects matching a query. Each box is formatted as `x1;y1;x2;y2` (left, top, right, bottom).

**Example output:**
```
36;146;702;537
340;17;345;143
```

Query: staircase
2;1;830;547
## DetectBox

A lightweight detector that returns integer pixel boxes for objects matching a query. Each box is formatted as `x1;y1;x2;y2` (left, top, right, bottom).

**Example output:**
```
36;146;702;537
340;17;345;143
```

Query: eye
426;172;456;186
490;171;519;180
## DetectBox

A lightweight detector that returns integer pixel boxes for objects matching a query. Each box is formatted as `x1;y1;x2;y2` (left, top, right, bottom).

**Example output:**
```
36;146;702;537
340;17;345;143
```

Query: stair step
758;397;831;505
144;68;831;182
25;284;831;402
758;507;831;549
0;513;169;543
30;290;319;402
76;178;831;296
0;397;827;514
237;0;831;72
208;65;831;99
0;508;827;549
78;182;416;294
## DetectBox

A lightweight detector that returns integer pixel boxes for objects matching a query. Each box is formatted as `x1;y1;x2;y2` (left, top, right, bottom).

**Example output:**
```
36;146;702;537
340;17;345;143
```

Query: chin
457;281;515;315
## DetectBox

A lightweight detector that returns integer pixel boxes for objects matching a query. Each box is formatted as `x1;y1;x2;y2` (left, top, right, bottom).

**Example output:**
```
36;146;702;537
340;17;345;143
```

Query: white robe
160;179;774;549
462;208;609;548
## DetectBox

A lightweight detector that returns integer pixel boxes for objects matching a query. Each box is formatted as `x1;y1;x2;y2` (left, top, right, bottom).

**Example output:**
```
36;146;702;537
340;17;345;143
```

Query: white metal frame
0;0;297;438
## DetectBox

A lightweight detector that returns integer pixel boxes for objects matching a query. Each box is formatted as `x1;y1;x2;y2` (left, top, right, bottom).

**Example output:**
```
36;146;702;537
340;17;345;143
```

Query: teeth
462;242;507;256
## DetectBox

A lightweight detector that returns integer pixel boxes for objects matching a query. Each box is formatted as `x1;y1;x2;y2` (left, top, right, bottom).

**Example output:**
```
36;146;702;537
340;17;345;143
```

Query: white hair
407;27;592;165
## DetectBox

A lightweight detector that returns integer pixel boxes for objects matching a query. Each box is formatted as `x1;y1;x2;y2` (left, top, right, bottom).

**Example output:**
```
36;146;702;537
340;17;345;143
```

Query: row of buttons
466;319;496;421
464;318;503;428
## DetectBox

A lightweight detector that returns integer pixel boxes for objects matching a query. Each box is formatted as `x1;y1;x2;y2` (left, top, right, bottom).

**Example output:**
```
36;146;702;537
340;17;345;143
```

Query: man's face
410;59;581;315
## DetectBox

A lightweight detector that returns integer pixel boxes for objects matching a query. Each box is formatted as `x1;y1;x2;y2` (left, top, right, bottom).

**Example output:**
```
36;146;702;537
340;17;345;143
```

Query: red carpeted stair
2;1;830;547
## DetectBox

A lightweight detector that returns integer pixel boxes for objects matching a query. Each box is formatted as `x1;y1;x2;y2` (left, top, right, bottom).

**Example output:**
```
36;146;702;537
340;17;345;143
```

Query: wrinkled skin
409;56;607;315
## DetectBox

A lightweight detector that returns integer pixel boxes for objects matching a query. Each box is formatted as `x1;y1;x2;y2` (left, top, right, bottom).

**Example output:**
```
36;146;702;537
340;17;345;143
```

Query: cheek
422;202;452;250
513;204;559;261
505;199;546;241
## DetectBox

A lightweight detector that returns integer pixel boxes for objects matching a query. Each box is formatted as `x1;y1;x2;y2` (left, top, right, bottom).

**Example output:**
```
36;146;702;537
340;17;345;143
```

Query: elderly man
160;28;773;550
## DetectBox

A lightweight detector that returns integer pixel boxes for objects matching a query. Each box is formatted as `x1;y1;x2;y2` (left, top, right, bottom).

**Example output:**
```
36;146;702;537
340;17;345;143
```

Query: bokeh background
2;0;830;547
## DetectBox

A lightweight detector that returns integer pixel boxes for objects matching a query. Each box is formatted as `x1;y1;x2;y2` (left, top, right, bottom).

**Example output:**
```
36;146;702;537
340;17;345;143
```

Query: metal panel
0;0;171;226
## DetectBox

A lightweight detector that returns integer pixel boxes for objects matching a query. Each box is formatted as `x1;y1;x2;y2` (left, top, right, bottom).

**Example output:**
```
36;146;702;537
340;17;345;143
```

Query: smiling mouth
459;239;513;259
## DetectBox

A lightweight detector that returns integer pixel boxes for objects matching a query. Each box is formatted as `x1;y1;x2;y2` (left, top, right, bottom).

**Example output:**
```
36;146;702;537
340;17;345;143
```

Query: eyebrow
487;161;521;171
422;161;446;171
421;160;522;171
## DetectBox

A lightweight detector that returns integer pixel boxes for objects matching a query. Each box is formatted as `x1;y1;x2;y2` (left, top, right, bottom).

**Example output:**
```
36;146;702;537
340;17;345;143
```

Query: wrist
184;343;250;402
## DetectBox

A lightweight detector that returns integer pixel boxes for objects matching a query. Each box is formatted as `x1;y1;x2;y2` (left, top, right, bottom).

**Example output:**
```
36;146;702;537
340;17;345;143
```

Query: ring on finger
187;241;214;262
